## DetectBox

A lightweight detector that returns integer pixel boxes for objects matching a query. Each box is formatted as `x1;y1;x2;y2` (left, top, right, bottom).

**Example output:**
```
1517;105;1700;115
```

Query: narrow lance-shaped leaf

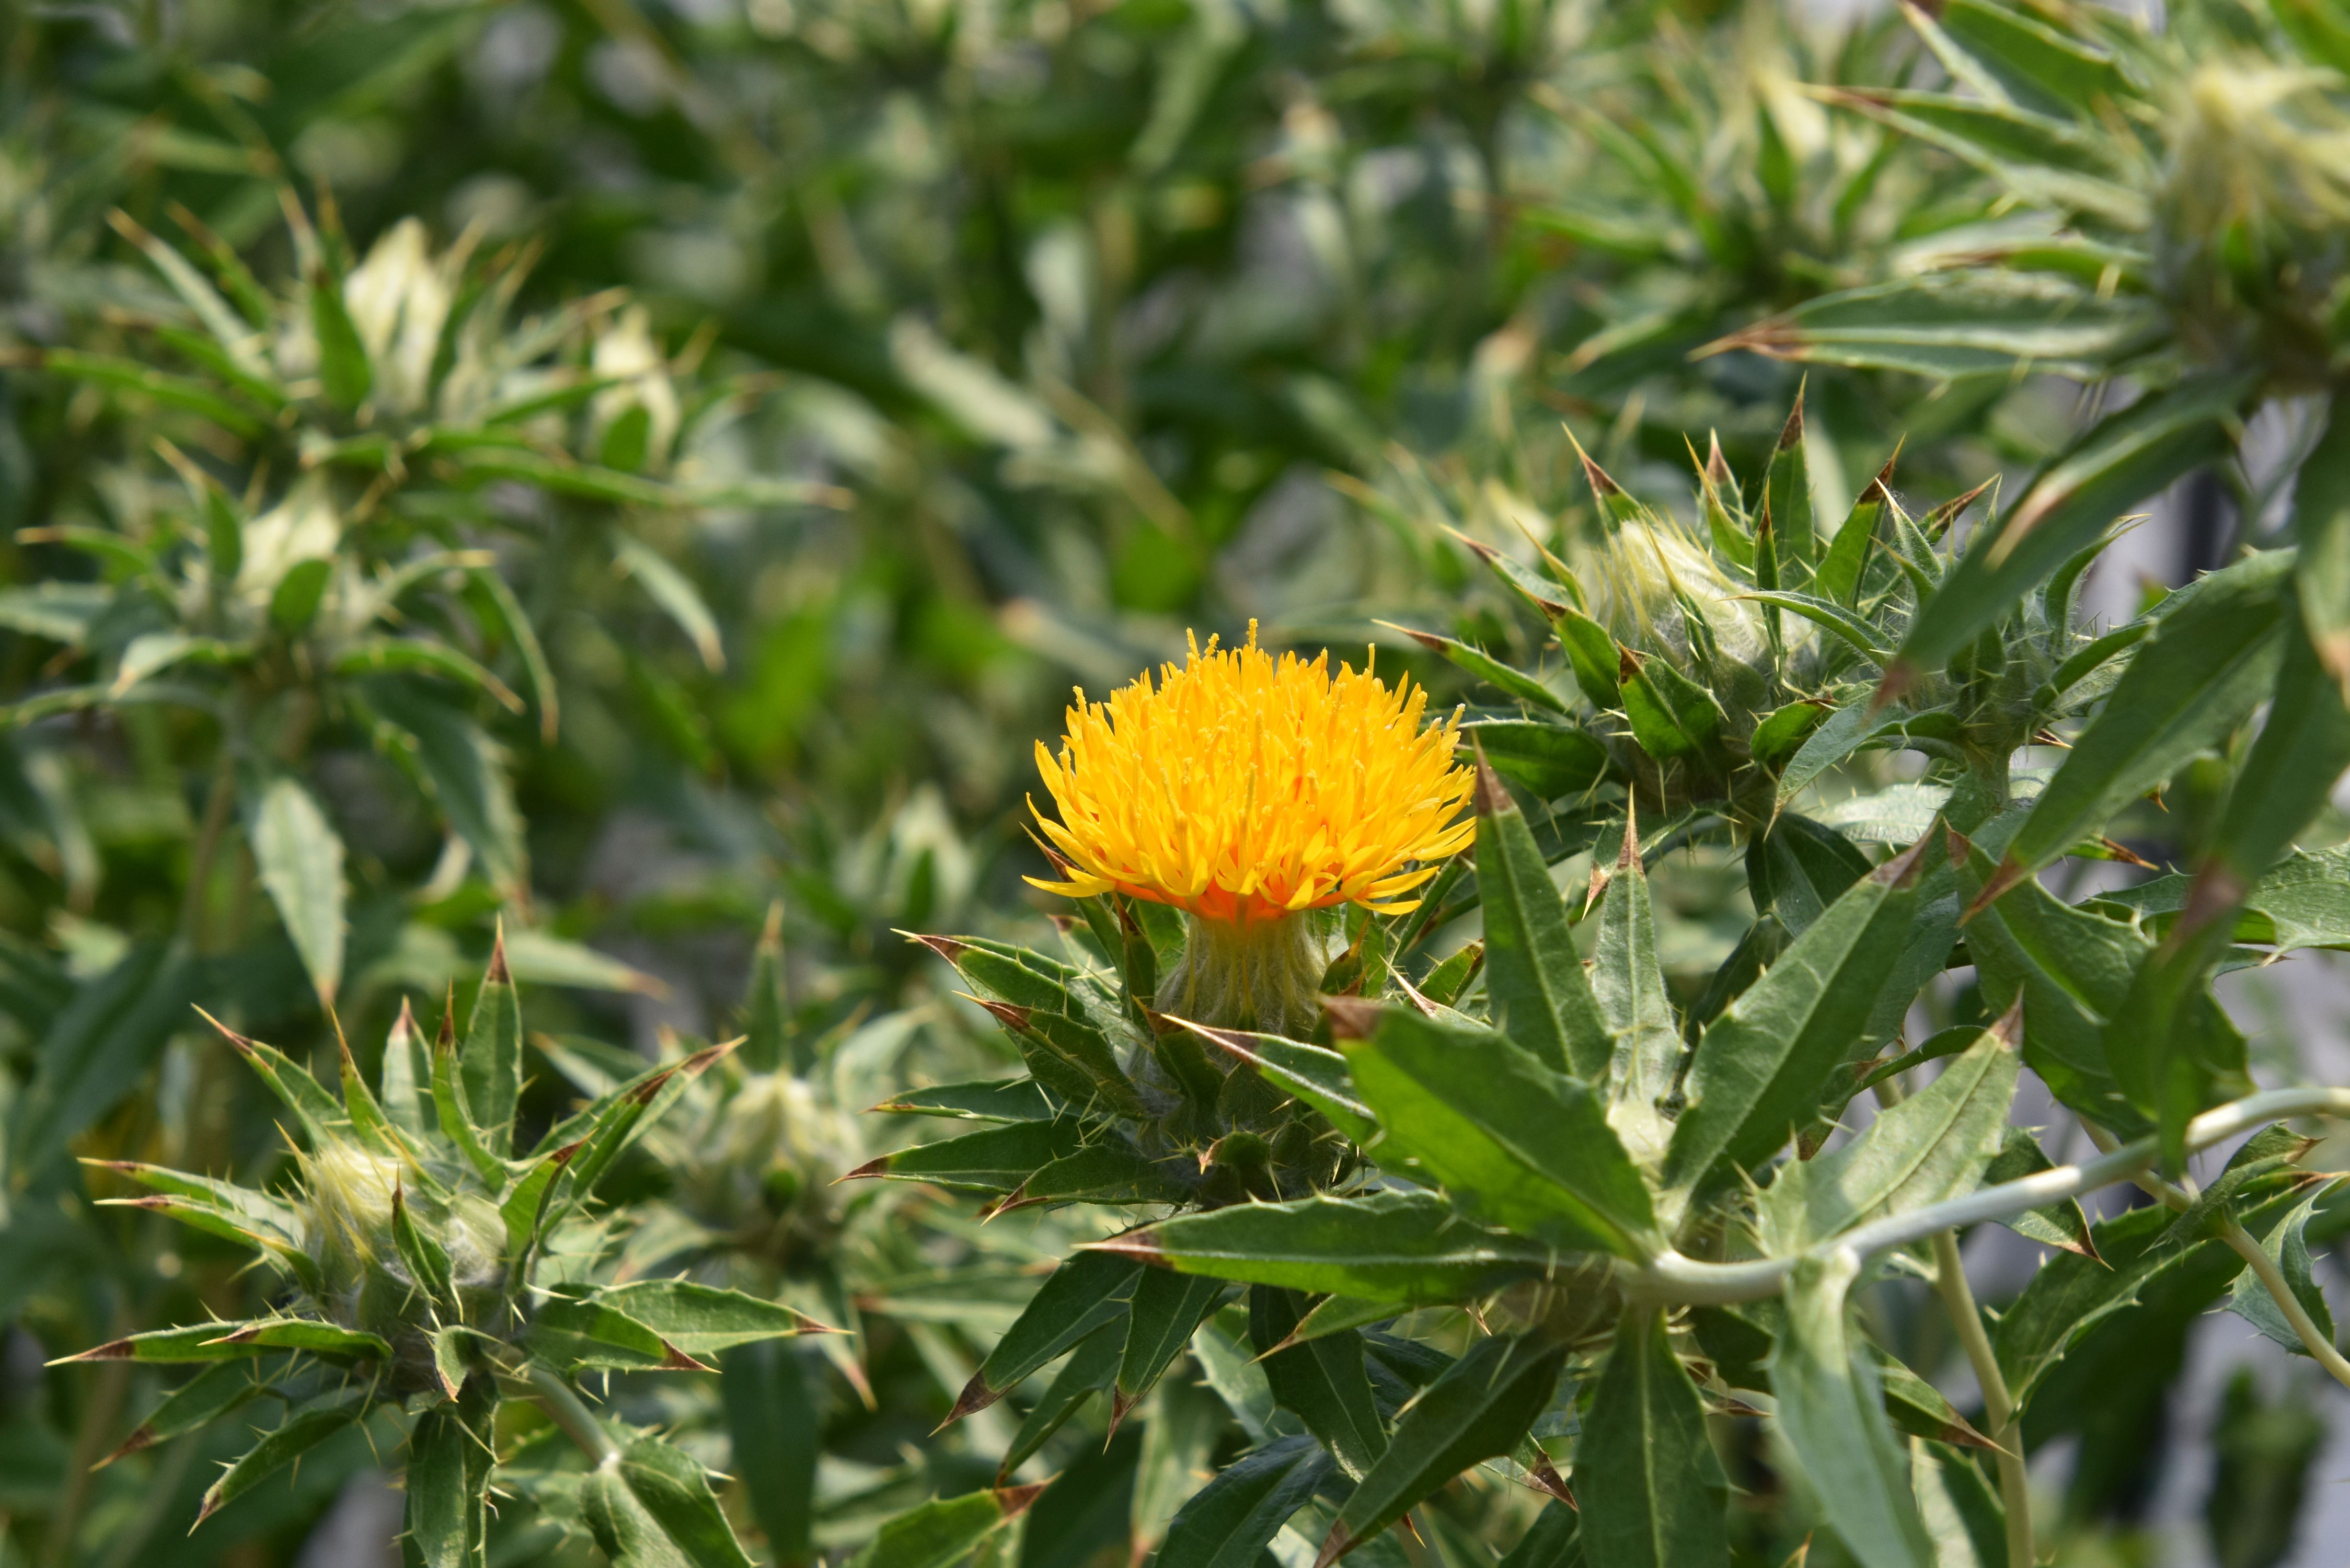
1315;1333;1565;1567
195;1403;364;1526
2300;389;2350;697
1664;838;1928;1209
581;1431;759;1568
100;1361;266;1468
1887;373;2253;686
1115;1268;1228;1423
1250;1286;1388;1480
1096;1189;1556;1304
593;1279;829;1356
242;775;345;1005
1328;1001;1658;1258
1772;1252;1934;1568
943;1250;1142;1423
1471;756;1609;1078
725;1340;820;1567
463;929;524;1154
843;1486;1042;1568
1765;390;1816;577
1577;1307;1729;1568
406;1375;498;1568
1980;550;2294;905
1156;1436;1332;1568
1757;1013;2019;1255
1591;808;1679;1171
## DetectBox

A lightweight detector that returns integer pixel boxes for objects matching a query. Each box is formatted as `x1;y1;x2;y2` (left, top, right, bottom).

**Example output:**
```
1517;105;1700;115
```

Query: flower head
1027;627;1476;924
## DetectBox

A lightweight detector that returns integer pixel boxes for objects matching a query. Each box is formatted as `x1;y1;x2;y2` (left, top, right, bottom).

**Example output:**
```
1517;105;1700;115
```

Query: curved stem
524;1363;620;1469
1630;1087;2350;1306
1930;1229;2034;1568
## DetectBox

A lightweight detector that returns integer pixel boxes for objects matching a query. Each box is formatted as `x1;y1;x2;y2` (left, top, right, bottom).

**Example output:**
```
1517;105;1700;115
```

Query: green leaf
381;1001;434;1141
582;1432;759;1568
194;1402;364;1526
2226;1178;2344;1356
2091;845;2350;953
1316;1333;1564;1566
1994;1203;2234;1413
968;997;1146;1119
1930;0;2133;118
1892;373;2254;679
723;1340;820;1566
1577;1307;1728;1568
0;582;112;646
335;639;524;713
242;775;345;1004
1764;395;1816;577
1496;1506;1584;1568
1249;1287;1388;1480
529;1294;708;1373
1156;1435;1332;1568
406;1375;498;1568
1619;650;1725;763
1953;831;2151;1133
309;273;375;408
391;1183;456;1310
1994;550;2293;888
1176;1022;1376;1143
1750;700;1832;769
1742;591;1891;662
1980;1128;2098;1258
947;1250;1141;1421
1746;814;1873;936
845;1118;1090;1193
1105;1189;1556;1302
42;349;270;439
368;681;529;903
465;566;560;743
1910;1438;2008;1568
870;1079;1057;1122
1331;1004;1658;1258
101;1361;266;1468
844;1488;1037;1568
2300;392;2350;697
743;902;797;1074
1590;822;1679;1171
1817;459;1896;607
462;936;524;1155
594;1279;825;1356
430;1006;505;1185
1472;768;1610;1078
1553;604;1622;708
616;534;727;672
1664;840;1927;1205
1116;1268;1228;1416
1772;1253;1934;1568
1462;721;1612;800
1757;1022;2018;1254
998;1324;1122;1480
1720;272;2161;381
1825;88;2142;224
270;558;331;634
2199;611;2350;886
1387;625;1571;713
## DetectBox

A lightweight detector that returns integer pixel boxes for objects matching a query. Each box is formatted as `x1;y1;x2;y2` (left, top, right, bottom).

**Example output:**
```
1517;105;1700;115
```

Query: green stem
1930;1229;2035;1568
2079;1120;2350;1396
178;748;237;947
524;1363;621;1469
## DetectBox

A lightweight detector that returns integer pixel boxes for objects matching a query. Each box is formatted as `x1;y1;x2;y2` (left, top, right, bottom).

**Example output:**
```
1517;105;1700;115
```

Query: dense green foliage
3;2;2348;1566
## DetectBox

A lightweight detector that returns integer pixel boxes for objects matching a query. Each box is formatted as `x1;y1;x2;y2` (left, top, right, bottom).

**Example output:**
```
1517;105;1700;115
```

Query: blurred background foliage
2;0;2340;1565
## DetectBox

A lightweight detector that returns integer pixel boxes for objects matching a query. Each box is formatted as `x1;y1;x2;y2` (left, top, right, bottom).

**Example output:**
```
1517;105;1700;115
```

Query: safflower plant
867;416;2350;1568
62;940;827;1566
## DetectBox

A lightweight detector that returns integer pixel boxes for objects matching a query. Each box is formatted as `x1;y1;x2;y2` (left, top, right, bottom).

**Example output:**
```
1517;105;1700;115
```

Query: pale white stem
1629;1087;2350;1307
